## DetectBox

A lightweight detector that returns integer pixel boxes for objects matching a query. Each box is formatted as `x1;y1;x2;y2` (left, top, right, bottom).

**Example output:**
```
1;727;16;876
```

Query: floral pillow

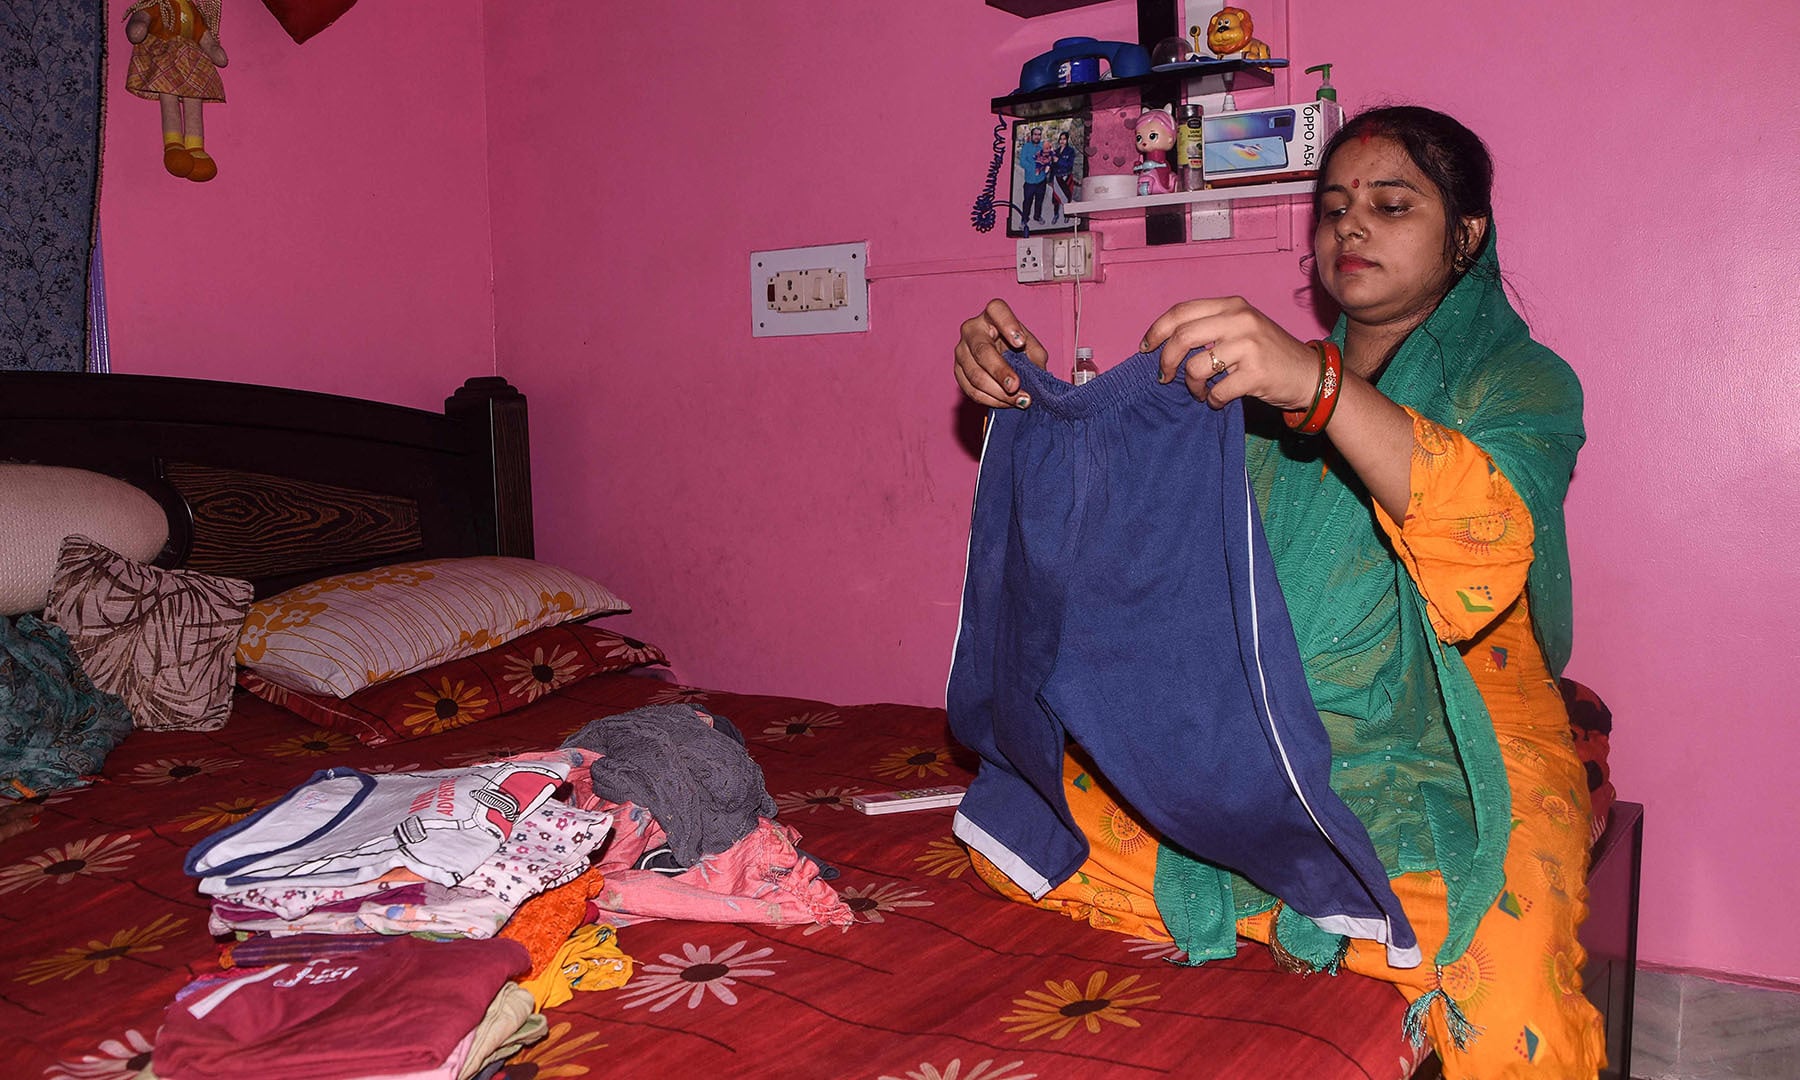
239;623;667;746
237;557;631;698
44;536;253;732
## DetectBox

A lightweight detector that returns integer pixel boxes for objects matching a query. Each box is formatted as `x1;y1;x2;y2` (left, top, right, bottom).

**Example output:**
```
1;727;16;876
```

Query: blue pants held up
946;348;1418;964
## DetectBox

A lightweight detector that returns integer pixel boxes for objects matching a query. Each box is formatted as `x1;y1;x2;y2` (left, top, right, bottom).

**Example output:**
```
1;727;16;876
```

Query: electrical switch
1015;233;1100;285
767;268;849;312
751;241;868;337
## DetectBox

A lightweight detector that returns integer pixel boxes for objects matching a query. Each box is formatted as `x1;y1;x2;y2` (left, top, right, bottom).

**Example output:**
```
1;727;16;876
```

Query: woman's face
1313;135;1472;328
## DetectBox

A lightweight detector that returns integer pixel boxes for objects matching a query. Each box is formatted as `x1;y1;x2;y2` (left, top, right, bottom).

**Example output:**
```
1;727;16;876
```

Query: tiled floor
1631;970;1800;1079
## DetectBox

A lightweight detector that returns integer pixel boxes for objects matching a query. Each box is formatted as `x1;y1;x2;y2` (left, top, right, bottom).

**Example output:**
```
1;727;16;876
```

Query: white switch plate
751;242;869;337
1016;233;1099;285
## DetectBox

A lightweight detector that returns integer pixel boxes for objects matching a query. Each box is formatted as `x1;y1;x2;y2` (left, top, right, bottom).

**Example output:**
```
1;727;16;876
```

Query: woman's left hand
1142;297;1321;411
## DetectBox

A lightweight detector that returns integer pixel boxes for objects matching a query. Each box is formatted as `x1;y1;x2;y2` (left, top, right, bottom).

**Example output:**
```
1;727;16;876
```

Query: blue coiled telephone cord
971;118;1029;235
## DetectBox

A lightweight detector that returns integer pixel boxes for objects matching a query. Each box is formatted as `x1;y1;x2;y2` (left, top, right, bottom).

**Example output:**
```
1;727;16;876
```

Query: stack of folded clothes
154;707;854;1078
185;757;615;940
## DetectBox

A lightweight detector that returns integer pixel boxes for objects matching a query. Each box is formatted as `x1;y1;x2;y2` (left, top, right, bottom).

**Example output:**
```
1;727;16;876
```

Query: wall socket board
1016;233;1100;285
751;242;869;337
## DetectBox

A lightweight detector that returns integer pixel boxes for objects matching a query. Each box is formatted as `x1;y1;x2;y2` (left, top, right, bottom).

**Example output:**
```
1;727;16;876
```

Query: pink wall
92;0;1800;981
488;0;1800;983
98;0;497;410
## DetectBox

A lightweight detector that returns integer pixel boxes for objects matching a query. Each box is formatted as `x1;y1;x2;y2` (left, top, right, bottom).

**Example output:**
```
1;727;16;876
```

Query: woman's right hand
954;299;1048;409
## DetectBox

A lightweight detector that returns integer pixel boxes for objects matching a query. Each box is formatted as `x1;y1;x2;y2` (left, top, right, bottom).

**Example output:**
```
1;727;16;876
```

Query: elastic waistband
1007;347;1198;420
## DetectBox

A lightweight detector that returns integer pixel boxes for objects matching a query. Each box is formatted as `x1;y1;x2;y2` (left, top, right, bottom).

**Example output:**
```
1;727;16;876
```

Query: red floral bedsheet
1;674;1422;1080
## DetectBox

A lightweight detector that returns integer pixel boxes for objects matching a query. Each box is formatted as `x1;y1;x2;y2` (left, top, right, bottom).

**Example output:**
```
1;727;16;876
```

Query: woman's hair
1314;106;1495;279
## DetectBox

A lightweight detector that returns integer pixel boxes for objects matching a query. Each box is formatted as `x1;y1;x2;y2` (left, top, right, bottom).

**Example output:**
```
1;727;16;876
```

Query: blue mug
1056;55;1100;86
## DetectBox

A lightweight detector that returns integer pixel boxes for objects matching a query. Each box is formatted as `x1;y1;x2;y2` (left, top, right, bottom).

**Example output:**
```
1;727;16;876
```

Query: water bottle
1072;347;1098;386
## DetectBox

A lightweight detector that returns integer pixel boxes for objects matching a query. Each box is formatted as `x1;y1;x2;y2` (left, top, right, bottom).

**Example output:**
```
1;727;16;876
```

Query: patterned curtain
0;2;108;373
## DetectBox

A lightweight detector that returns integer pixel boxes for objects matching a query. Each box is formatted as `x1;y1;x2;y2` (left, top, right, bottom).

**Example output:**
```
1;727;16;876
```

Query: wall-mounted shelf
1065;179;1314;217
991;60;1278;120
985;0;1110;15
985;0;1292;246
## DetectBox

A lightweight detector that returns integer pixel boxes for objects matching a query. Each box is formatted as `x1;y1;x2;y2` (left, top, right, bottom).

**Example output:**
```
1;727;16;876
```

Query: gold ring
1210;350;1226;376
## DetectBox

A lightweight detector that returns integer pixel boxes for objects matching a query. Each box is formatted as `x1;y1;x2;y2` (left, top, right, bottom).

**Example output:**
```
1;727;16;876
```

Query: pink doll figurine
1133;109;1179;195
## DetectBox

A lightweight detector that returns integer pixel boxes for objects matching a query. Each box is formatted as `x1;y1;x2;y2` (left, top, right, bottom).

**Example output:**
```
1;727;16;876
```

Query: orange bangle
1285;341;1342;435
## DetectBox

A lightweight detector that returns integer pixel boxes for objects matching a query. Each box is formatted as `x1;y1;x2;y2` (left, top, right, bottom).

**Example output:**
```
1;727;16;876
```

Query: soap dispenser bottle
1305;62;1337;101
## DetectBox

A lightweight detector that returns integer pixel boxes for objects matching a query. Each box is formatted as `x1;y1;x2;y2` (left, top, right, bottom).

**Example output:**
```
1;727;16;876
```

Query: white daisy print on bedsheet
0;833;140;893
878;1059;1038;1080
44;1028;155;1079
1123;936;1187;962
646;684;711;705
802;881;933;935
126;756;241;785
757;711;842;741
616;940;780;1012
771;785;865;815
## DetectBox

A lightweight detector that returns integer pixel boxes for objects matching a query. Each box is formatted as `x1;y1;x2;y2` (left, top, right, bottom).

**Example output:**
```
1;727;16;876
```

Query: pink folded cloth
591;814;850;929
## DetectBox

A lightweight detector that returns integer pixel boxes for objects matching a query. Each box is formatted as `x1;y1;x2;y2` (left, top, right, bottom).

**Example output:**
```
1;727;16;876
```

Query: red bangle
1284;341;1342;435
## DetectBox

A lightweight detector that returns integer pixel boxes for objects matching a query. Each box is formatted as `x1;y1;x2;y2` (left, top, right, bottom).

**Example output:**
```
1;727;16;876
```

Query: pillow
0;465;168;616
1559;677;1616;844
258;0;359;43
239;623;667;746
237;557;631;698
44;536;253;732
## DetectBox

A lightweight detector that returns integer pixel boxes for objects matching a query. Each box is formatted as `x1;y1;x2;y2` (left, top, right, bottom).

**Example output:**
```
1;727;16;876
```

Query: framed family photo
1007;115;1086;236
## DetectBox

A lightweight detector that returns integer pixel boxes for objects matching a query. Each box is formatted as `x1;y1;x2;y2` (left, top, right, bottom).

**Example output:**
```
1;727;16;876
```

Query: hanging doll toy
125;0;228;182
1133;108;1179;196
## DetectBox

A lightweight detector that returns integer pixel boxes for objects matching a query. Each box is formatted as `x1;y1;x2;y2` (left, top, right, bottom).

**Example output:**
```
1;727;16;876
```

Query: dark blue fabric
946;349;1414;952
0;2;106;372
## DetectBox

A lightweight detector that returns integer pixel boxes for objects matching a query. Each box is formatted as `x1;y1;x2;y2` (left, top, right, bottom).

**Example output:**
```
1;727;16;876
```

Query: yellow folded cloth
517;923;633;1010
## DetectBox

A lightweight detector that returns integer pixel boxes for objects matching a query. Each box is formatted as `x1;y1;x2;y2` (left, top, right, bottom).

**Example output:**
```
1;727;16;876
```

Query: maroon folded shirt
152;935;528;1079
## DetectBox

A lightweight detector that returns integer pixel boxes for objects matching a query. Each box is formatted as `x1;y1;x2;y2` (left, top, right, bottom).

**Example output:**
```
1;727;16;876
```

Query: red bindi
1351;178;1359;188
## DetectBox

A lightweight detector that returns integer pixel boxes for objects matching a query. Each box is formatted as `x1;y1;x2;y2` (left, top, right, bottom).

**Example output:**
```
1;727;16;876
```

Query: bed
0;372;1640;1080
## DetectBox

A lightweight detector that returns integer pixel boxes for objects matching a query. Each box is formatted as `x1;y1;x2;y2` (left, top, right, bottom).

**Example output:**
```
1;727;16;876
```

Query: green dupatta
1154;231;1585;973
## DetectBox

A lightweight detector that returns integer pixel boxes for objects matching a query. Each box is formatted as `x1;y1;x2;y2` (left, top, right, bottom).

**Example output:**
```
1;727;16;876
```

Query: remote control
850;785;967;815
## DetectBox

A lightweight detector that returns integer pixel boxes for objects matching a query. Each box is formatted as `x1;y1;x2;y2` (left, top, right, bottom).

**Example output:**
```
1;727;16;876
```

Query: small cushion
258;0;359;43
1559;677;1616;843
237;557;630;698
0;465;168;616
239;623;667;746
44;536;253;732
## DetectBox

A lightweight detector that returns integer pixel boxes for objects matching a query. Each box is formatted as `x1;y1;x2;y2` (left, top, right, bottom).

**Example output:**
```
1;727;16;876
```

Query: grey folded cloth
561;705;777;866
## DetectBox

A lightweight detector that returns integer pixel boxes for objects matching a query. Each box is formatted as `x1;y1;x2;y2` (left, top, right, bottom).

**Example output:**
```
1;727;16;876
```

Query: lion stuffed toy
1195;6;1271;61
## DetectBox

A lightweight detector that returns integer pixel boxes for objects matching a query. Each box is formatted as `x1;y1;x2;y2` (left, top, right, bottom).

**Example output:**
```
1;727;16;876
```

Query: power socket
1015;237;1049;283
766;267;848;312
1016;233;1100;285
750;241;868;337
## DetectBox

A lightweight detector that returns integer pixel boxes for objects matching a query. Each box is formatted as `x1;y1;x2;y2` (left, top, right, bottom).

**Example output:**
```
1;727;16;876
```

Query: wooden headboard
0;372;533;598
